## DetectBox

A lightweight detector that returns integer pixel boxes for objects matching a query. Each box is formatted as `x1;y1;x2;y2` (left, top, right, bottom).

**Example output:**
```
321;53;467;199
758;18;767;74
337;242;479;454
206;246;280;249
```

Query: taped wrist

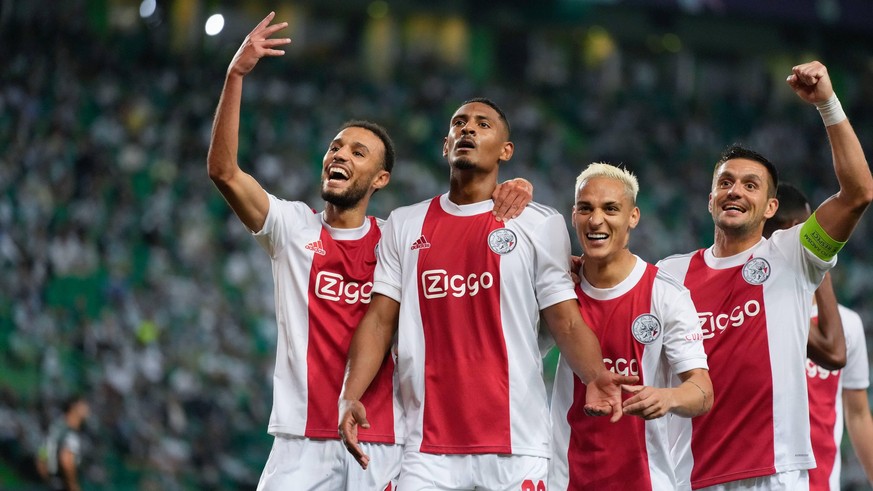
814;93;847;127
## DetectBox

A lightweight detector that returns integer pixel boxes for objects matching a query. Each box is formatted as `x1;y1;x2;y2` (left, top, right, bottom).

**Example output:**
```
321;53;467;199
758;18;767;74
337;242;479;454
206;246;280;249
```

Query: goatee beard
452;157;476;170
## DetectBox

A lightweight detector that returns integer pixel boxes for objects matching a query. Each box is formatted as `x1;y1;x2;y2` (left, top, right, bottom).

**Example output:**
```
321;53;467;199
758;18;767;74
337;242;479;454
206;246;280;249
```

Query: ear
371;170;391;192
707;192;714;214
498;141;515;163
443;136;449;158
629;206;641;230
763;197;779;220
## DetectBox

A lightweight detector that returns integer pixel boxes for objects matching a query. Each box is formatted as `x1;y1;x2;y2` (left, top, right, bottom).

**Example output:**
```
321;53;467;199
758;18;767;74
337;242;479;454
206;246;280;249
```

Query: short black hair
461;97;511;137
763;182;811;238
61;394;87;414
339;120;395;173
714;144;779;198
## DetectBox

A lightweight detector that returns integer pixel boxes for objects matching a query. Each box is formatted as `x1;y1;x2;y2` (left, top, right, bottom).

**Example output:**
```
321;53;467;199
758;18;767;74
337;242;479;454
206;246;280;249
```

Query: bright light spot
205;14;225;36
139;0;156;18
367;1;389;19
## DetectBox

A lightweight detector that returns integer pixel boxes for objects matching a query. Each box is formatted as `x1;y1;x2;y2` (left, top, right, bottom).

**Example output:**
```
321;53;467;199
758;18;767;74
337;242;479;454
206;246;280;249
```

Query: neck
711;226;763;257
323;201;368;229
582;250;636;289
448;168;498;205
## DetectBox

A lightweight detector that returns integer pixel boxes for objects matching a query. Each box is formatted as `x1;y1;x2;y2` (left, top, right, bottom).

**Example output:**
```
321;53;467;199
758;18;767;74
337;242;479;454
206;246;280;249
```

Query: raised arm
806;272;846;369
207;12;291;231
338;293;399;469
787;61;873;242
541;299;638;422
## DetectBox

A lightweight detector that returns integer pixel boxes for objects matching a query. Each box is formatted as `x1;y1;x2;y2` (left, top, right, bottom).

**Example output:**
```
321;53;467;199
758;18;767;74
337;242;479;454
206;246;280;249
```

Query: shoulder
267;194;318;218
656;250;696;268
653;267;688;293
516;200;563;221
386;197;433;222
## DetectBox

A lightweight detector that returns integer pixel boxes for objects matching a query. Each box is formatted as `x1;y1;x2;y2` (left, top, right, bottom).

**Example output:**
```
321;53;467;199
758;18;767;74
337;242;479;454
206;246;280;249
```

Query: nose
588;209;605;226
461;124;475;135
333;145;350;162
727;182;743;197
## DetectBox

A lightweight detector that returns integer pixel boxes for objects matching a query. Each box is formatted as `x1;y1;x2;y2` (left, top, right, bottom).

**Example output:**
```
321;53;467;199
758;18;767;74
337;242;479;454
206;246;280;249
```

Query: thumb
356;412;371;429
621;384;644;394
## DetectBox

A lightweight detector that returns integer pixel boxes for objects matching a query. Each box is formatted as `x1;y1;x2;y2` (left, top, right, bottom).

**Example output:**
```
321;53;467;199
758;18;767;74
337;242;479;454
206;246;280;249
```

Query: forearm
827;120;873;218
341;295;398;402
543;300;606;384
207;73;245;184
672;369;713;418
807;273;846;369
844;389;873;484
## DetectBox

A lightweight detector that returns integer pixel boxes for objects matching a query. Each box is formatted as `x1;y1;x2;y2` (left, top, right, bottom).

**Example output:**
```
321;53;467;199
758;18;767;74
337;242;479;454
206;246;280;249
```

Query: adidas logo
410;235;431;250
305;240;326;256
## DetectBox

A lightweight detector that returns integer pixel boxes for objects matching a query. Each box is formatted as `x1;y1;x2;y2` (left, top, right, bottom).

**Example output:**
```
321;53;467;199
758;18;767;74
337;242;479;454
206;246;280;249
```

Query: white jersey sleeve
652;270;709;375
840;305;869;390
373;209;403;302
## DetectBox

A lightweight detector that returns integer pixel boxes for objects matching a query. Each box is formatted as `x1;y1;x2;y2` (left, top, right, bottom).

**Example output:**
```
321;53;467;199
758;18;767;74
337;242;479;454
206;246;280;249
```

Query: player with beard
339;98;636;490
656;61;873;490
207;13;532;490
550;163;712;491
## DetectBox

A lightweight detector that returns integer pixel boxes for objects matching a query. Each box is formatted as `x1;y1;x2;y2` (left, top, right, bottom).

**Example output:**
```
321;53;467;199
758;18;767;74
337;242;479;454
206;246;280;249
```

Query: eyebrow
452;113;493;123
330;139;370;153
575;199;622;208
717;171;764;182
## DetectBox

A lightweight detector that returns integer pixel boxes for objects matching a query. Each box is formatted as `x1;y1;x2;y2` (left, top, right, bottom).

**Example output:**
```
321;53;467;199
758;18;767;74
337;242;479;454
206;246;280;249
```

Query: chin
452;158;476;170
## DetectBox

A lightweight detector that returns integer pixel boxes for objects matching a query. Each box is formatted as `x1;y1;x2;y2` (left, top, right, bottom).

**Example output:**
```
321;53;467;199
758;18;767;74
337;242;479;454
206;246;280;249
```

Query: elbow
817;353;847;371
207;158;234;187
851;173;873;211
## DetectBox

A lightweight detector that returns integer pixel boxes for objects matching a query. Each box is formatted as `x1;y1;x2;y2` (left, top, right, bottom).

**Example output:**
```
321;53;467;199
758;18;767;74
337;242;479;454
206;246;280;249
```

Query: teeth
587;233;608;240
328;167;349;179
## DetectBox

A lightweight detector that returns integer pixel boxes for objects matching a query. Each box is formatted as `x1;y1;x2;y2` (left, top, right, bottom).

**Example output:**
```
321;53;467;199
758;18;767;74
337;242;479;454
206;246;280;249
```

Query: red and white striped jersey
373;193;577;457
657;225;835;489
252;193;402;443
550;256;708;491
807;304;869;491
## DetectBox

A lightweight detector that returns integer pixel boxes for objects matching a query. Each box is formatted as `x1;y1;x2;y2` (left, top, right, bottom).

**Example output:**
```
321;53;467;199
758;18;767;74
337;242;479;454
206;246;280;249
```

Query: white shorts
257;435;402;491
398;451;548;491
697;470;808;491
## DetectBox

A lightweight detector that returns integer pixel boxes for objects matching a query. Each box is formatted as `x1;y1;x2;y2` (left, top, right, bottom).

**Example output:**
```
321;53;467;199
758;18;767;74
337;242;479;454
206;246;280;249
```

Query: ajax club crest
631;314;661;344
488;229;517;255
742;257;771;285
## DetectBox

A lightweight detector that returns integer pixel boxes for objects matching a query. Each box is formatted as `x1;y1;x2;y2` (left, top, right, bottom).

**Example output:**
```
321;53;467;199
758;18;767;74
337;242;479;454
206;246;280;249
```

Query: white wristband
814;93;847;126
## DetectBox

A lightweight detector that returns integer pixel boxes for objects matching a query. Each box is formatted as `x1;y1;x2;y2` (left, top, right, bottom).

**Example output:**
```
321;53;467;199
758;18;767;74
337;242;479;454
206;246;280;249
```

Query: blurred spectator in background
36;395;90;491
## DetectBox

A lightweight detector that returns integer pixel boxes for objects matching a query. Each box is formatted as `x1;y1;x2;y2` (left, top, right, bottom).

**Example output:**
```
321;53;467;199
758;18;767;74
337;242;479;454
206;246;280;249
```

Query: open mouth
327;166;350;181
456;138;476;150
586;233;608;241
722;203;745;213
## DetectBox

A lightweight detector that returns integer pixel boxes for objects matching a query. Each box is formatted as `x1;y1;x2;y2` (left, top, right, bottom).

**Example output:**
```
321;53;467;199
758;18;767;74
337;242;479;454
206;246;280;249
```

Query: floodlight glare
205;14;225;36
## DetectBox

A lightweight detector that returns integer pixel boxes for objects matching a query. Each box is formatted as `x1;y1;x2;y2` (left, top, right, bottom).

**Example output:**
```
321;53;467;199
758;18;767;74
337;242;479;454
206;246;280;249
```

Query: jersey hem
417;443;549;458
690;460;815;489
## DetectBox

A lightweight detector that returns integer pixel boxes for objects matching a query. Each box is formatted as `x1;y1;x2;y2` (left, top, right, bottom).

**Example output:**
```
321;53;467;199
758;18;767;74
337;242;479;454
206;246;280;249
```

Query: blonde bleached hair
574;162;639;204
